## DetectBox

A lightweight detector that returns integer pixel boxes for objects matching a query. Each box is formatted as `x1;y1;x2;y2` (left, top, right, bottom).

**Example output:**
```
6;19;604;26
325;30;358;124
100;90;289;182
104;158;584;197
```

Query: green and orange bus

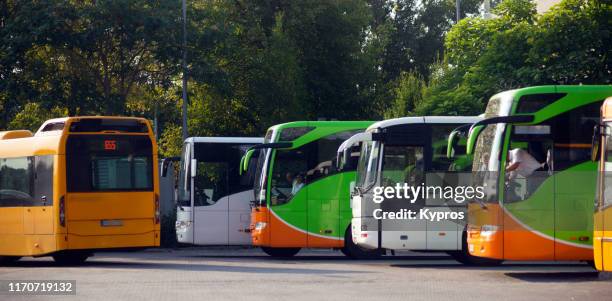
464;85;612;262
0;117;160;264
243;121;378;258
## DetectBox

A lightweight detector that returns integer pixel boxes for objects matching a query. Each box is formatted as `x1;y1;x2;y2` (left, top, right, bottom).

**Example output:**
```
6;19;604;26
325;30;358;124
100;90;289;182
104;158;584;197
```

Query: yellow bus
595;97;612;272
0;117;160;265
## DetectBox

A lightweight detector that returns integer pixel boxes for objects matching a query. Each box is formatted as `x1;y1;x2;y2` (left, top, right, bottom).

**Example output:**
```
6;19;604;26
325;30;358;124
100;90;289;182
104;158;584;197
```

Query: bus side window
0;157;34;207
550;101;600;171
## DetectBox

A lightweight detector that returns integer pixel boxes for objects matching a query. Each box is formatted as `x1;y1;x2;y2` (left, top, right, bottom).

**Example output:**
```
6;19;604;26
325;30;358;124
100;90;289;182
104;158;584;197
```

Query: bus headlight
254;222;267;231
480;225;499;237
175;221;192;231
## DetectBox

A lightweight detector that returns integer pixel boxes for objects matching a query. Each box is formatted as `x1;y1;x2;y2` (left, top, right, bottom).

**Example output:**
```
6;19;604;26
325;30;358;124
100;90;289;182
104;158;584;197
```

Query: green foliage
1;0;609;155
8;103;68;132
413;0;611;116
384;71;426;118
158;124;183;158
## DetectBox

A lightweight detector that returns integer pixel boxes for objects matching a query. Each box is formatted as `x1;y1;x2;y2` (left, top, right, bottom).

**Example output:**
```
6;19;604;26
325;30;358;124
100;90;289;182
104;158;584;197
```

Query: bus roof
366;116;482;132
265;120;374;148
185;137;264;144
267;120;374;132
0;116;153;158
488;85;612;104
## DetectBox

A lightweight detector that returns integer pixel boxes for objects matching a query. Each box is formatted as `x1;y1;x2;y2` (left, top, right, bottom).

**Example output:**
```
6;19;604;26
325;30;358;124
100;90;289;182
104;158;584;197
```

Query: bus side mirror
191;159;197;177
446;130;461;158
160;157;180;177
466;125;484;155
241;149;255;175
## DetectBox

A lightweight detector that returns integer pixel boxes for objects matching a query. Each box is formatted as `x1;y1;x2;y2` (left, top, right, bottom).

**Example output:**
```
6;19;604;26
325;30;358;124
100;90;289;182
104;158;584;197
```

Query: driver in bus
291;174;305;195
506;147;546;200
506;148;545;179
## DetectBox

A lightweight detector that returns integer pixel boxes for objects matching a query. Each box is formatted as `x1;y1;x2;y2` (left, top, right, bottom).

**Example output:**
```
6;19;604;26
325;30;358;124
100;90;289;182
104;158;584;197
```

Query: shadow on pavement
185;254;451;261
504;271;600;283
1;260;369;275
391;263;591;271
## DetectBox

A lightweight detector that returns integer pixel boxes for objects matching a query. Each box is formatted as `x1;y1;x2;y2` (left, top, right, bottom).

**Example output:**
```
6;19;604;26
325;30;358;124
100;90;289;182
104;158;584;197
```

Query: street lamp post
181;0;189;141
456;0;461;23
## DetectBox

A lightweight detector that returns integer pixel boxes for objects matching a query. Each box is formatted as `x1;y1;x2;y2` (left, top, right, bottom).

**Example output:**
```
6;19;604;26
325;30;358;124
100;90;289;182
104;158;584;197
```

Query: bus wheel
341;227;381;259
449;231;503;266
0;256;22;265
261;247;300;258
52;252;91;265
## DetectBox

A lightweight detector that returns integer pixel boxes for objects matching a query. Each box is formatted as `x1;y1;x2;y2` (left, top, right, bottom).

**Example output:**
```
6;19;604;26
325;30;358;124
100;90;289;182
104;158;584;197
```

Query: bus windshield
355;140;372;189
66;135;153;192
177;143;191;207
471;95;513;202
355;140;380;193
253;131;274;206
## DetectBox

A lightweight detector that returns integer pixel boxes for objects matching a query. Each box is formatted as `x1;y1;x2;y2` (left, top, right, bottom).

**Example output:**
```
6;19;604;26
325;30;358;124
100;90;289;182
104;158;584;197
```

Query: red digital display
104;140;117;150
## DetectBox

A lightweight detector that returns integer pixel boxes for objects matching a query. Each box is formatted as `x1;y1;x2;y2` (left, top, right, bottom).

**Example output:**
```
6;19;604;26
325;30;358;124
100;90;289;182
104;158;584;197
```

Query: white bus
163;137;263;245
339;116;500;264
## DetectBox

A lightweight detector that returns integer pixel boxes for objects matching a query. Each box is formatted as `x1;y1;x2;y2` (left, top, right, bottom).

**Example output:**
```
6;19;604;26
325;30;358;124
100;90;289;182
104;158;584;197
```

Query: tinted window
192;143;258;206
549;101;601;171
270;130;361;206
0;157;33;207
516;93;566;113
66;135;153;192
33;156;54;205
69;119;149;133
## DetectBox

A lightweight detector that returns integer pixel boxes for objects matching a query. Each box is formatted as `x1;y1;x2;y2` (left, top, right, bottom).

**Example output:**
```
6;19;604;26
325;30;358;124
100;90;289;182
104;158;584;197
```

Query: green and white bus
464;85;612;262
243;121;378;258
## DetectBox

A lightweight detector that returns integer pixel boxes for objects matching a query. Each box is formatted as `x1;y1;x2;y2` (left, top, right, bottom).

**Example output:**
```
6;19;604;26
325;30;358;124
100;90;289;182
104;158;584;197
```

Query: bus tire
449;231;503;266
52;252;91;265
261;247;300;258
0;256;22;265
341;227;381;259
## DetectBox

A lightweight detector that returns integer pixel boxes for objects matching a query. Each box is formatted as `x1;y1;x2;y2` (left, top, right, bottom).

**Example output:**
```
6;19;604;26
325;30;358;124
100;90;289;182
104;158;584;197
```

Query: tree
415;0;611;116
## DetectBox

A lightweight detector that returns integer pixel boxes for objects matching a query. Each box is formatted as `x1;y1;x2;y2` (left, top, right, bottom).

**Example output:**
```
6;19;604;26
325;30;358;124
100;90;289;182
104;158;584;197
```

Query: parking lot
0;248;610;301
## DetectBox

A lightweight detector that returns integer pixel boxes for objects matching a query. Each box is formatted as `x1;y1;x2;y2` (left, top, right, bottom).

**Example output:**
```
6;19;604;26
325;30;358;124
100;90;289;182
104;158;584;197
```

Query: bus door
192;143;230;245
503;125;555;260
306;132;355;248
551;103;600;259
426;124;467;250
227;147;258;245
32;156;54;235
381;143;427;249
269;148;308;247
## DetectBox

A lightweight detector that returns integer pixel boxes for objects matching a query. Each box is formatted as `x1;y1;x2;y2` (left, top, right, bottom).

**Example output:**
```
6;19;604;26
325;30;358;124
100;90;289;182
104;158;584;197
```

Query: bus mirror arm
466;115;535;155
446;124;471;158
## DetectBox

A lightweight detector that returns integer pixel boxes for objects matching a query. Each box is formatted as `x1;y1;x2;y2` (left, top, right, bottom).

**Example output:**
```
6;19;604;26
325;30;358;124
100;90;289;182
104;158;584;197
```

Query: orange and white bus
0;117;160;265
595;97;612;272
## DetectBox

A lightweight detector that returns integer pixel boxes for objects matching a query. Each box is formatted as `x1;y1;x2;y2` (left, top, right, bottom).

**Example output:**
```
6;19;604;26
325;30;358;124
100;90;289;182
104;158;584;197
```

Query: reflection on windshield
356;140;372;188
177;143;191;207
472;95;512;203
253;148;270;205
363;141;380;190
